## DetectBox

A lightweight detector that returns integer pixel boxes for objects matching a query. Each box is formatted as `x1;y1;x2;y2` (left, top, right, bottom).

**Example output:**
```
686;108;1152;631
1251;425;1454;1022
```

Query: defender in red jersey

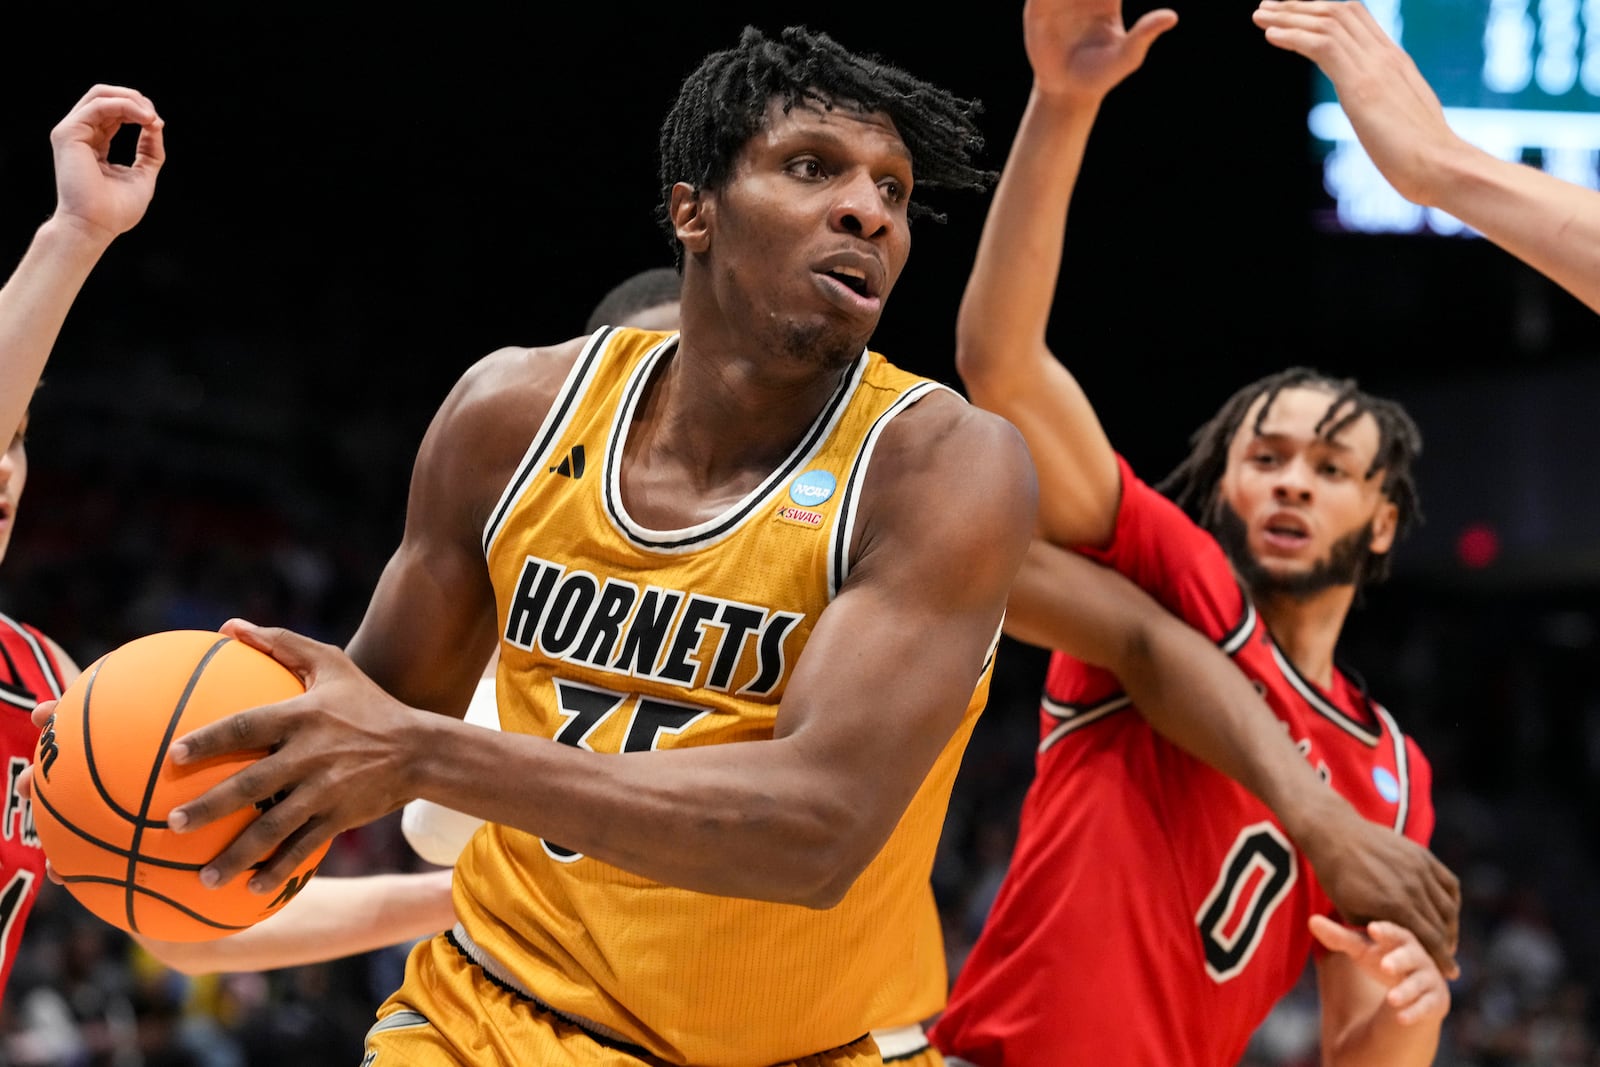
931;0;1453;1063
0;84;164;1001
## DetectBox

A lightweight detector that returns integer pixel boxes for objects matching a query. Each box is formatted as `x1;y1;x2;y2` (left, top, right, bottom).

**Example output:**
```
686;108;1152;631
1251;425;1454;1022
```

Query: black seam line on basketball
124;636;234;936
31;781;275;874
53;874;252;932
604;345;864;551
80;658;148;822
483;326;612;556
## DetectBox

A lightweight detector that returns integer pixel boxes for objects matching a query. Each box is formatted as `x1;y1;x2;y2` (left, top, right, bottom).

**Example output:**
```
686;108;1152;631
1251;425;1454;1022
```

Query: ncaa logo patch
789;470;837;507
1371;766;1401;804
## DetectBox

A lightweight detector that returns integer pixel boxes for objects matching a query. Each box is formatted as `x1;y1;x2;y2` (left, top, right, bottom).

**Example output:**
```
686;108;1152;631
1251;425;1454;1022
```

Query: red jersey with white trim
931;456;1435;1067
0;611;64;1003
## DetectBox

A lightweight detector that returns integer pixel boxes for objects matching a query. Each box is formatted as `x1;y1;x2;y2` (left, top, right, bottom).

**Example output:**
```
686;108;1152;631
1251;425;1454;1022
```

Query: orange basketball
30;629;329;942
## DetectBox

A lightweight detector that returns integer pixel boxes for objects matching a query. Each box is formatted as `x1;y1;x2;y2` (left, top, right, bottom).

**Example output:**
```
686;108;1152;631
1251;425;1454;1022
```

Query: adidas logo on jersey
549;445;586;479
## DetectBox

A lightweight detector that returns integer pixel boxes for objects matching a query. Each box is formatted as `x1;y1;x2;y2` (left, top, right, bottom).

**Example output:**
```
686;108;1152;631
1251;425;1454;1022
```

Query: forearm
0;217;117;434
1325;1009;1441;1067
1119;613;1353;845
1426;141;1600;315
955;85;1098;388
411;715;876;907
137;869;455;975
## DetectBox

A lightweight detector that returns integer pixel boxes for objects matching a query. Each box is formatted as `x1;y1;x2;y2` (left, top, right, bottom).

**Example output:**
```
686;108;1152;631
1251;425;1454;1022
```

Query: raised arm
162;387;1035;907
1311;916;1449;1066
1254;0;1600;314
955;0;1175;549
1008;538;1460;975
0;86;164;439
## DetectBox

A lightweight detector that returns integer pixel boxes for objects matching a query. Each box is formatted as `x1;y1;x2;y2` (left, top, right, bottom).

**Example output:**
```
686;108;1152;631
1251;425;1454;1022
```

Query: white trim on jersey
827;380;954;599
1038;693;1133;753
481;327;634;557
1221;595;1257;655
0;611;63;702
1266;642;1380;747
1371;702;1412;834
601;345;868;555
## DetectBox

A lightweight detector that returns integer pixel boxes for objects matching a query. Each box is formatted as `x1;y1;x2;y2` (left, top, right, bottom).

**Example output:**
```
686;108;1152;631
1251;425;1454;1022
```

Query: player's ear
671;183;711;253
1367;498;1399;555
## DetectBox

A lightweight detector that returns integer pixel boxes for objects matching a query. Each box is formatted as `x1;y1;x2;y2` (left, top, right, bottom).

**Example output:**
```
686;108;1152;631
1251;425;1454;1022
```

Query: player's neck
1255;584;1356;690
632;333;850;492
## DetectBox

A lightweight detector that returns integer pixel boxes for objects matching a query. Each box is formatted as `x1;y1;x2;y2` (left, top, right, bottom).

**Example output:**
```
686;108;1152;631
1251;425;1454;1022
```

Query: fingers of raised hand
52;94;161;150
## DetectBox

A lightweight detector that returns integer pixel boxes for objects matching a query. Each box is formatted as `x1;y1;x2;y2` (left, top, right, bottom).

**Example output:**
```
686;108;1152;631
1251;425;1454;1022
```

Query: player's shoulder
878;387;1033;483
857;388;1037;558
446;336;593;423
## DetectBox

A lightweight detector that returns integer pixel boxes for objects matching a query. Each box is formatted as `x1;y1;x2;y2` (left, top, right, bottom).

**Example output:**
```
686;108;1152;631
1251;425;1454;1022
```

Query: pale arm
0;86;164;439
135;869;455;976
1254;0;1600;314
1007;539;1460;974
1312;916;1449;1066
955;0;1175;548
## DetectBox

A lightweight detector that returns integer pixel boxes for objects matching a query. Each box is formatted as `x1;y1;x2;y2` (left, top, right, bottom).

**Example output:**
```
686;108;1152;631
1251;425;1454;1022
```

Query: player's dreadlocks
1157;367;1423;586
656;25;994;265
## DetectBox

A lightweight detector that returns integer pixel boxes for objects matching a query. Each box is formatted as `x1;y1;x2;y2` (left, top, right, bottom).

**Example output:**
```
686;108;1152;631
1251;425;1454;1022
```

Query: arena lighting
1309;0;1600;236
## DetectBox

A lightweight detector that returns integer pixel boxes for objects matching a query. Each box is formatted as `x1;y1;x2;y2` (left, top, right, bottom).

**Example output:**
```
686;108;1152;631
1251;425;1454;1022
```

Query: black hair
655;25;994;265
1157;367;1423;586
584;267;683;334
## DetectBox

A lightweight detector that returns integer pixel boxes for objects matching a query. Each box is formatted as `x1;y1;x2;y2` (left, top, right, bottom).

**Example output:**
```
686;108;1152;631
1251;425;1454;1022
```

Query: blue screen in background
1312;0;1600;234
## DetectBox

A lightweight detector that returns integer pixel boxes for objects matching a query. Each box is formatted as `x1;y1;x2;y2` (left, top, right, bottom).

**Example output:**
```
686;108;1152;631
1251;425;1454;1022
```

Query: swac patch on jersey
774;505;824;529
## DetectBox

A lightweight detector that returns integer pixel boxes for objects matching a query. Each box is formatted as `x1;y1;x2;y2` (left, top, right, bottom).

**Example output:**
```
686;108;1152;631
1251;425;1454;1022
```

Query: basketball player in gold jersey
147;25;1037;1066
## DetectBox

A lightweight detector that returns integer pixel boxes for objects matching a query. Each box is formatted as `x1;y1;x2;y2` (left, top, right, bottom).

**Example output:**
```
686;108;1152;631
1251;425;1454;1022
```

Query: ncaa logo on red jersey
1371;767;1401;804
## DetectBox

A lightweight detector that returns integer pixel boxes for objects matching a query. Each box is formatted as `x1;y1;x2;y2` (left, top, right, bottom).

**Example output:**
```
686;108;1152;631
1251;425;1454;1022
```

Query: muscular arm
1007;538;1460;974
954;0;1176;549
171;378;1036;907
135;869;455;976
1255;0;1600;314
0;86;163;440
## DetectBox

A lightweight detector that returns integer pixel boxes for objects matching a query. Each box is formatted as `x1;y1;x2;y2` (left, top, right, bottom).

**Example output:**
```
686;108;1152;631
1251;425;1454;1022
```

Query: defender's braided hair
1157;367;1424;586
656;25;994;265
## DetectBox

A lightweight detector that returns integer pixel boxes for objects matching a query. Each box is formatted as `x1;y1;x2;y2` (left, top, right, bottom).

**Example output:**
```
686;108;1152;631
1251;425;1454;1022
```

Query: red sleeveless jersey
0;611;65;1002
932;457;1434;1067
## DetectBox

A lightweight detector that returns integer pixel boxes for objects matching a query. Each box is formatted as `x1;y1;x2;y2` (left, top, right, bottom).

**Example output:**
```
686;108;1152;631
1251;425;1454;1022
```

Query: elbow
766;797;881;910
953;333;999;397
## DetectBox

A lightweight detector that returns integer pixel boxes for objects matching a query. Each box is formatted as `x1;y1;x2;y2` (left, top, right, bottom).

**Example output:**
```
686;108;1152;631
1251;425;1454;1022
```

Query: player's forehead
1232;386;1381;460
747;96;911;170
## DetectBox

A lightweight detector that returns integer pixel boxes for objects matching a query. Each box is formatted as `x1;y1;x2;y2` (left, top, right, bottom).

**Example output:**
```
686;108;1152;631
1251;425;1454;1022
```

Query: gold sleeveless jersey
456;327;994;1066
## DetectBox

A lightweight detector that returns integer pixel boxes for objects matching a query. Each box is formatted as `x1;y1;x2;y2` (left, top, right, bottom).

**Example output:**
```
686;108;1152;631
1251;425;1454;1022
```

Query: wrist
34;213;119;263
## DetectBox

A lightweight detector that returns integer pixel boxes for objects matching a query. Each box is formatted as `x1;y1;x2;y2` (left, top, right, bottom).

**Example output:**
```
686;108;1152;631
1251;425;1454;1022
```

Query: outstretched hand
50;84;165;245
1310;915;1452;1027
164;619;423;895
1301;810;1461;980
1023;0;1178;104
1252;0;1455;206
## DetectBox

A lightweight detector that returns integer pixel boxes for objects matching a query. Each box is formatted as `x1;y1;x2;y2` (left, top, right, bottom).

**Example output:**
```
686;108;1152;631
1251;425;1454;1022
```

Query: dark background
2;3;1599;1064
